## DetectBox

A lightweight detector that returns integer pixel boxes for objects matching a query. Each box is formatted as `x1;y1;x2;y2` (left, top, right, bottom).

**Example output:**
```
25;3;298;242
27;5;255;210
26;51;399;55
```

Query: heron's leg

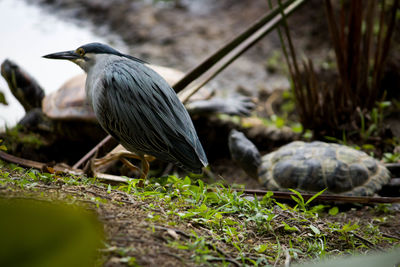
135;155;151;187
140;156;150;179
118;154;152;179
144;155;156;162
116;153;154;179
122;153;155;163
93;151;155;185
119;157;141;173
93;151;142;169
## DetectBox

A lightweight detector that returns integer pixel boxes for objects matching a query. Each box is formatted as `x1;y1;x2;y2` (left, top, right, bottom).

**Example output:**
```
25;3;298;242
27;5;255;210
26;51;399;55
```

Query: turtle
228;129;392;196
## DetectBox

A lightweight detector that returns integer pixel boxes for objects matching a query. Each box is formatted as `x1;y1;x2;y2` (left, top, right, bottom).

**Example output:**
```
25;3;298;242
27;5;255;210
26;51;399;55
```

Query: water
0;0;126;128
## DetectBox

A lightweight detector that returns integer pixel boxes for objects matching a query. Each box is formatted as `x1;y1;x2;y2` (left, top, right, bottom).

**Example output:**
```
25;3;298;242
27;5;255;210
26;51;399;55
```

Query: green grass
110;175;398;265
0;160;398;266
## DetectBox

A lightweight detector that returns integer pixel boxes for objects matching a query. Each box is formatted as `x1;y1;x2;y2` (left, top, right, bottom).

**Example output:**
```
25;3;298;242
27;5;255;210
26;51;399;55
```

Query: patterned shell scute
258;141;391;196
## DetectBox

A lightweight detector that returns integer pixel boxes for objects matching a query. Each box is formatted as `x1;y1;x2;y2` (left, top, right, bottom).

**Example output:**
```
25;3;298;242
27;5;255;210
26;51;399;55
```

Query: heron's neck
84;54;121;107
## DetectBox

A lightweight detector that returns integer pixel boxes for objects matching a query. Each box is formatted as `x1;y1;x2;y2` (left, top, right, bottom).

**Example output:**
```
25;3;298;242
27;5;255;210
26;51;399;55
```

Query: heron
43;42;208;182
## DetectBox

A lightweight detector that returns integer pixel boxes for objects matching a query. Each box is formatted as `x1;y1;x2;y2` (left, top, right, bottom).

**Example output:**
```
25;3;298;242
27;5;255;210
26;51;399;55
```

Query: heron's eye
76;48;85;57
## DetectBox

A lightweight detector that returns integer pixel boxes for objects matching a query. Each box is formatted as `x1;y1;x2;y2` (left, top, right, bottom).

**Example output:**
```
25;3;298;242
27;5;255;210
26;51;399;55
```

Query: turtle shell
41;64;211;121
42;74;95;121
258;141;391;196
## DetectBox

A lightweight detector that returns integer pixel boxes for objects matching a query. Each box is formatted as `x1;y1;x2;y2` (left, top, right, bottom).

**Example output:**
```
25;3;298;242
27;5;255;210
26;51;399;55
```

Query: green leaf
289;189;304;203
283;221;298;232
199;203;208;212
27;171;37;180
305;188;327;206
274;116;285;128
0;139;6;151
215;213;223;220
341;221;360;232
275;201;288;210
183;176;191;185
329;206;339;216
255;244;268;253
309;224;320;235
378;101;391;109
291;123;303;133
362;144;375;151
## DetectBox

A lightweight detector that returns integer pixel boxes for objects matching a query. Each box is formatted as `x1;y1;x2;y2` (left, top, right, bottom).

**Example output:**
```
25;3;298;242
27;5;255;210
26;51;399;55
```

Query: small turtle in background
228;129;391;196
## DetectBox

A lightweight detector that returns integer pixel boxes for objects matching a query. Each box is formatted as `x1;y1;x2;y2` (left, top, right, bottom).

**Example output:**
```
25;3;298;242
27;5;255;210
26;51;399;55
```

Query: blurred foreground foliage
0;198;104;267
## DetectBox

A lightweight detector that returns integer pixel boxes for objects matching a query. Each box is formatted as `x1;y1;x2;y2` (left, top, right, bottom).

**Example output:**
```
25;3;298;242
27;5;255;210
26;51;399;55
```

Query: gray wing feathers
95;59;207;173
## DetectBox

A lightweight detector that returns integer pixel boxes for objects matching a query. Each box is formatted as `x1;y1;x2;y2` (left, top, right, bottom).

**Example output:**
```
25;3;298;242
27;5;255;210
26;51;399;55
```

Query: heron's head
43;42;142;72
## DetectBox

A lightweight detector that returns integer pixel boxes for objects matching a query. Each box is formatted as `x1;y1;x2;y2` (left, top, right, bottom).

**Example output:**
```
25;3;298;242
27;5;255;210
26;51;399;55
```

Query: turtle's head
228;129;261;179
43;43;143;72
1;59;18;81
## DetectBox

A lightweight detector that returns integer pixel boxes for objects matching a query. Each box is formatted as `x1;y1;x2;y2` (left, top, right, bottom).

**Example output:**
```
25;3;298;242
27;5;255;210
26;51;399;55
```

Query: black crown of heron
44;42;208;178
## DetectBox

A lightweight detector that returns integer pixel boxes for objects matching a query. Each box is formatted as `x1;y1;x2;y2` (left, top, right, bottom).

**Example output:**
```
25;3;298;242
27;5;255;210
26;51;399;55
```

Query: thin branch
352;232;378;249
382;233;400;241
179;0;306;103
72;135;113;169
172;0;296;93
234;188;400;204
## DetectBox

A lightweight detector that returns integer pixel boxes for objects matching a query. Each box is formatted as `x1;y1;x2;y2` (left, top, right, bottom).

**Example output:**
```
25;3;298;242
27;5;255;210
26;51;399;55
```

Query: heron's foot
93;151;154;169
93;151;155;186
93;151;136;169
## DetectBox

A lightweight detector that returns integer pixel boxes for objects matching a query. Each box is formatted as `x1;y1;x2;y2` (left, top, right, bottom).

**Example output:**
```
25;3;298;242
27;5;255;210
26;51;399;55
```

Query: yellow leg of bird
94;151;155;167
137;155;150;187
93;150;155;187
140;156;150;179
94;151;139;167
119;157;141;173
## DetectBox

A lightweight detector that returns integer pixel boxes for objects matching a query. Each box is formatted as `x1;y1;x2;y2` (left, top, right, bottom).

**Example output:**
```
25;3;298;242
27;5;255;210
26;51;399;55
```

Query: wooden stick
172;0;297;94
233;188;400;204
178;0;306;103
0;151;46;170
72;135;113;169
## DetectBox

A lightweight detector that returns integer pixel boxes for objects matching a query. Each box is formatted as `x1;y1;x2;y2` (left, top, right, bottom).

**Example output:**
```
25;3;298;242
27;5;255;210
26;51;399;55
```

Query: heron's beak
43;50;80;60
